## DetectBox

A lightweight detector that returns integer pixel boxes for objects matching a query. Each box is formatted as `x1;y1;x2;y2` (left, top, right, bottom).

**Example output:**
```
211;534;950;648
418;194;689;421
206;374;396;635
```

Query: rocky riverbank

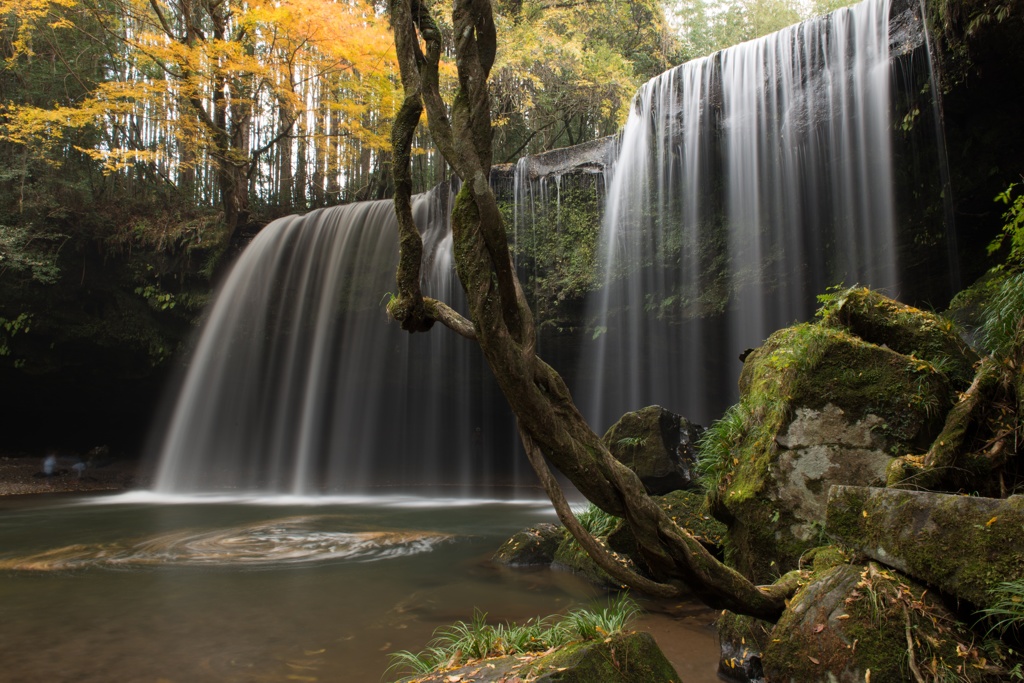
0;453;143;496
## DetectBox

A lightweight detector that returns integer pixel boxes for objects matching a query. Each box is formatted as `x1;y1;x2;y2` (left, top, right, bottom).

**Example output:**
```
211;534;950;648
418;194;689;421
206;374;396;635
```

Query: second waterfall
579;0;934;430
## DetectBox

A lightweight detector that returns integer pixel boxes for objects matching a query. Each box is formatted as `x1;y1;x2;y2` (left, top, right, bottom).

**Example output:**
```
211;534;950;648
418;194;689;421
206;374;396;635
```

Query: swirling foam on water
0;515;453;571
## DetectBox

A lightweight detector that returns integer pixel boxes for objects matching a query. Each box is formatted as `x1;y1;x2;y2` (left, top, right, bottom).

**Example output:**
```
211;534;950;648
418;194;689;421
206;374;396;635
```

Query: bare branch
424;298;477;340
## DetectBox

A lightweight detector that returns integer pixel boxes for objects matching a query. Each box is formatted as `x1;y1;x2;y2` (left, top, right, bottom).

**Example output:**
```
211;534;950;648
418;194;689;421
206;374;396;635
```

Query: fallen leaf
862;510;868;517
986;516;998;526
809;656;820;665
836;614;850;620
865;669;871;683
813;624;825;633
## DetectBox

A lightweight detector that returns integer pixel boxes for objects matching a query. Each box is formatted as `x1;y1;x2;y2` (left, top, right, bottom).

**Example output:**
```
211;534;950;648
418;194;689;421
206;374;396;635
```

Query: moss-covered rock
713;318;952;583
607;489;726;561
762;563;999;682
552;532;620;588
826;486;1024;609
602;405;703;495
529;631;681;682
492;523;564;567
402;631;682;683
819;286;978;389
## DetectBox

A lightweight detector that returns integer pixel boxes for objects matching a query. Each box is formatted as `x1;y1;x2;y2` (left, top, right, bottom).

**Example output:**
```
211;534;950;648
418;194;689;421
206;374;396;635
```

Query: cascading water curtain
582;0;899;431
150;185;522;496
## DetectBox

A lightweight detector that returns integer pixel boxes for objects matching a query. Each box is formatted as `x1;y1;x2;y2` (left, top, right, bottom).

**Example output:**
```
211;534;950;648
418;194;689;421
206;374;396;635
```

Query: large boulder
826;486;1024;610
602;406;704;494
762;563;997;682
712;315;952;583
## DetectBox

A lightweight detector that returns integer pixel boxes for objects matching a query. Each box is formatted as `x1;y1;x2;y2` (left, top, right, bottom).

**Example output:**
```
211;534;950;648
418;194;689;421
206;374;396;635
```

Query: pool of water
0;493;720;682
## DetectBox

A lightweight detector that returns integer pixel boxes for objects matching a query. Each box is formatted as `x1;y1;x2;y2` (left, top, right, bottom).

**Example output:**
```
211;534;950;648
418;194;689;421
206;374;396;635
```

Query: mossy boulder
820;286;978;389
402;631;682;683
762;563;1000;682
607;489;726;562
602;406;703;494
492;523;564;567
826;486;1024;609
713;319;952;583
529;631;681;682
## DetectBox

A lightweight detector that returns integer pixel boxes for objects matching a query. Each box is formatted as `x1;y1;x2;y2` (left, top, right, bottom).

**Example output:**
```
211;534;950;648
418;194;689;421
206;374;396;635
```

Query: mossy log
826;485;1024;609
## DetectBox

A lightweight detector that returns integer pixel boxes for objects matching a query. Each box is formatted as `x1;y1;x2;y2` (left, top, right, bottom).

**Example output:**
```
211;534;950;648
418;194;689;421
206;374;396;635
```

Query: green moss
528;631;682;682
804;545;851;574
827;487;1024;611
818;286;977;389
765;564;1002;682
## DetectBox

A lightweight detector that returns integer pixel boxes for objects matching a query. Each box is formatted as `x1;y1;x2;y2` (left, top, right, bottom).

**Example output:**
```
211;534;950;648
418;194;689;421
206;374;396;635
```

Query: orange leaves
4;0;402;185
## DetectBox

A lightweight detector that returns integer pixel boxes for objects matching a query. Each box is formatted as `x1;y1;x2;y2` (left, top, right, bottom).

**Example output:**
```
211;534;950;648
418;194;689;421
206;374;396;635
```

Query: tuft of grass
563;593;641;640
979;270;1024;358
696;402;748;494
979;579;1024;637
385;594;640;680
571;502;619;538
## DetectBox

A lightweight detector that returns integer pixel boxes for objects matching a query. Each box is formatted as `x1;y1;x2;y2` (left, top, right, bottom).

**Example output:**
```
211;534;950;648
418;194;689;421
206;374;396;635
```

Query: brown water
0;493;720;682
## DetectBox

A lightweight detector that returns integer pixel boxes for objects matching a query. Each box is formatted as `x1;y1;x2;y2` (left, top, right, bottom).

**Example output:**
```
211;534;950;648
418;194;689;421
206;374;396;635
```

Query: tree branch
519;427;683;598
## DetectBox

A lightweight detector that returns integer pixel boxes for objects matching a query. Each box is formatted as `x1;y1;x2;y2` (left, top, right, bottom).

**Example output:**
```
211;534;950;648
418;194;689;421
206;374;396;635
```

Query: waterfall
151;186;522;495
581;0;905;430
149;0;944;494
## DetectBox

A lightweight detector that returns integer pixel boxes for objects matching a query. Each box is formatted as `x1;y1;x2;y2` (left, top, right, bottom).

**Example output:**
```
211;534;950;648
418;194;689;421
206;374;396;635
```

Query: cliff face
926;0;1024;285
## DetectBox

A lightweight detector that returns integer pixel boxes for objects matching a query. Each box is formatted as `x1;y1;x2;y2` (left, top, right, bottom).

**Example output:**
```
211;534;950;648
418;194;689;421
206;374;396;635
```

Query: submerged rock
492;523;564;567
826;485;1024;609
715;318;951;583
602;405;704;495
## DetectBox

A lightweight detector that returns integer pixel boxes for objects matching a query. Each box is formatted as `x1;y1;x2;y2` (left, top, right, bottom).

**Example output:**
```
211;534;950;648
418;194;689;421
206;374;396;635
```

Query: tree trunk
387;0;797;622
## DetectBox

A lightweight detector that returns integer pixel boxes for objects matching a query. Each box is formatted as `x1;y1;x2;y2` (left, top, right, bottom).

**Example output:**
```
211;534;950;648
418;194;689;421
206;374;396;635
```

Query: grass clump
571;502;619;538
385;594;640;680
980;579;1024;638
979;269;1024;358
